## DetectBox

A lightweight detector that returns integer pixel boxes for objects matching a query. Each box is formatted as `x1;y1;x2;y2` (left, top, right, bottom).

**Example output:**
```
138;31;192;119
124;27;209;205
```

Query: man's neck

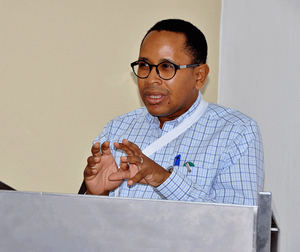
158;109;190;128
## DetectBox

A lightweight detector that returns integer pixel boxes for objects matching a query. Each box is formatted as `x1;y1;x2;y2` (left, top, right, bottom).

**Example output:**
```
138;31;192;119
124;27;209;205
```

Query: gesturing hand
84;141;122;195
109;139;170;187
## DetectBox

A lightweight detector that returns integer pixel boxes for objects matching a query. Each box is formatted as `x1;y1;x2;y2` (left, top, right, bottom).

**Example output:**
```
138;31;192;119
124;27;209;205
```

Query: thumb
109;170;130;181
128;170;145;186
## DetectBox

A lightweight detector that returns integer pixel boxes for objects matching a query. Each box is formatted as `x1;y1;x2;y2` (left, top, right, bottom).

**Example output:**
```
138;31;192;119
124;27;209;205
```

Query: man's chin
147;108;168;118
144;103;178;119
147;109;171;118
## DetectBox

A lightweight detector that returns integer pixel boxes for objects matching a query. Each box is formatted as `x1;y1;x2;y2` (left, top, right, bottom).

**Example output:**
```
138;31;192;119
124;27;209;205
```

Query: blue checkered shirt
93;93;264;205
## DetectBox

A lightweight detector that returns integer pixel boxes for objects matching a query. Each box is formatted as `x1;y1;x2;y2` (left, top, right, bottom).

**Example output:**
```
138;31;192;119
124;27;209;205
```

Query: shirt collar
146;91;203;131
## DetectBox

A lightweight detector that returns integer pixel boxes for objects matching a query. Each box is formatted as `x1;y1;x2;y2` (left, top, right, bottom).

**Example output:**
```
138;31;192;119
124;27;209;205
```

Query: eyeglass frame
130;59;201;80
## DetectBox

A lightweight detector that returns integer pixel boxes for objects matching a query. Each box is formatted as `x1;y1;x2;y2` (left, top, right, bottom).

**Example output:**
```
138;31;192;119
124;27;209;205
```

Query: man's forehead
140;31;188;55
141;30;187;45
139;30;191;61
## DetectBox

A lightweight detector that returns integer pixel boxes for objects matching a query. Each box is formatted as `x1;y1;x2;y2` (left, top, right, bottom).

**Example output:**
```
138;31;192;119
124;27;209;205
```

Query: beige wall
0;0;221;193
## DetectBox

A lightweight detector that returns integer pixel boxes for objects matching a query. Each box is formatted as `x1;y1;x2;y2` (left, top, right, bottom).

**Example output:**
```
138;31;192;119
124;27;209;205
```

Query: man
84;19;264;205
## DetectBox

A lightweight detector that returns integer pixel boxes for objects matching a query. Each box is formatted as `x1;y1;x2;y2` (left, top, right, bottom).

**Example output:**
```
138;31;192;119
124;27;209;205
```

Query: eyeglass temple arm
178;63;201;69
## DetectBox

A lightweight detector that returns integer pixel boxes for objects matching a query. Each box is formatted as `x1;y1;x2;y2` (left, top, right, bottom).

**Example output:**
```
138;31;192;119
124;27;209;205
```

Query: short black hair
141;19;207;64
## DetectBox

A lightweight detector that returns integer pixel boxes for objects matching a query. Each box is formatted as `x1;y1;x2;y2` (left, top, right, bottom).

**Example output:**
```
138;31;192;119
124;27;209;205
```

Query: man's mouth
145;94;165;105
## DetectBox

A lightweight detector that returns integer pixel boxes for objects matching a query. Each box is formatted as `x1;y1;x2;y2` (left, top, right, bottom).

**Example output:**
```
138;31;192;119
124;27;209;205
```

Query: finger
114;142;135;156
128;169;146;186
126;155;143;166
122;139;142;155
84;166;98;177
108;170;131;181
101;141;111;155
91;142;101;157
119;156;129;171
87;155;100;167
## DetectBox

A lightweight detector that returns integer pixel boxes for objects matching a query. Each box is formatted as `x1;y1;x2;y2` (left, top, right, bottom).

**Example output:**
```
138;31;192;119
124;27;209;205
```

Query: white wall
0;0;221;193
219;0;300;251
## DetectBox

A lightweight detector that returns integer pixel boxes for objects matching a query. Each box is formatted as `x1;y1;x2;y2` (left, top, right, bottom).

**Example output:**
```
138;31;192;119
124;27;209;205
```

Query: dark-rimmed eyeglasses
130;60;200;80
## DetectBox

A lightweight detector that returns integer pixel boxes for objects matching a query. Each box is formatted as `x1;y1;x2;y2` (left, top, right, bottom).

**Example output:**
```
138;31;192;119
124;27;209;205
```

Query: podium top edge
259;192;271;195
0;190;266;209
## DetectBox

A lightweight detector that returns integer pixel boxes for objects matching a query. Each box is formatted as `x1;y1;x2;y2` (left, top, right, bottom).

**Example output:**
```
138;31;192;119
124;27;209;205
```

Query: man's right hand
84;141;122;195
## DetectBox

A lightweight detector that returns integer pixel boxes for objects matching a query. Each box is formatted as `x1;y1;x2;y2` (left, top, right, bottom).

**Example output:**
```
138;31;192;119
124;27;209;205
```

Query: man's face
138;30;208;125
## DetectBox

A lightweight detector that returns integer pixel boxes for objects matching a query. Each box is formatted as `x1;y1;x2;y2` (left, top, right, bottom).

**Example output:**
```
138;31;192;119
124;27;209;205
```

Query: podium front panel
0;191;257;252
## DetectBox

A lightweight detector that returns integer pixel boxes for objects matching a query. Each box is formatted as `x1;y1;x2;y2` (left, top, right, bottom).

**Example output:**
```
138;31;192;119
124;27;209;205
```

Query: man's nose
147;66;162;83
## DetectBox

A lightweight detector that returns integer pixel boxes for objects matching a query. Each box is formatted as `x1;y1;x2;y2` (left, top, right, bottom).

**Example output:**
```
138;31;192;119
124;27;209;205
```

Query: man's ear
194;64;209;90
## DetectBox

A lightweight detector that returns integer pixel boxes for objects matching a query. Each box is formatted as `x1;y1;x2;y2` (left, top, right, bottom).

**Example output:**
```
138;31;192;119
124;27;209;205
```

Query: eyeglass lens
133;61;176;80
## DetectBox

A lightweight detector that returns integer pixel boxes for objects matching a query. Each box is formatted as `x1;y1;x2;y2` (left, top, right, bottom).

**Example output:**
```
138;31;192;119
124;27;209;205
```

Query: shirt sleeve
154;121;264;206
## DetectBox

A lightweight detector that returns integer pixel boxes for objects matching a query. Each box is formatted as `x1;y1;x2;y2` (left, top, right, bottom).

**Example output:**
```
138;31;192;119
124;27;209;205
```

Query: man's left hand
109;139;170;187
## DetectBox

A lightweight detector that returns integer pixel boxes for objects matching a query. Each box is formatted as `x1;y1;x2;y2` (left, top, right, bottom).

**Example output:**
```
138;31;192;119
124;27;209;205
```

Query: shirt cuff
154;168;207;201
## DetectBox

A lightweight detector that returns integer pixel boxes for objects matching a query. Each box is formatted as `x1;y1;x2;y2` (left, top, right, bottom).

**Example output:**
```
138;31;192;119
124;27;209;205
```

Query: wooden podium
0;190;276;252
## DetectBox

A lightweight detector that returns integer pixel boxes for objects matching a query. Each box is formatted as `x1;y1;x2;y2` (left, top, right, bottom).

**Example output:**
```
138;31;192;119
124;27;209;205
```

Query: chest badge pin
184;162;195;172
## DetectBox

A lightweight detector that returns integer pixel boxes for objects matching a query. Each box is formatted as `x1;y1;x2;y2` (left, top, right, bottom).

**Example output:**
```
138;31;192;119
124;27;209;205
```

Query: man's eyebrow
138;57;175;63
138;57;148;61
